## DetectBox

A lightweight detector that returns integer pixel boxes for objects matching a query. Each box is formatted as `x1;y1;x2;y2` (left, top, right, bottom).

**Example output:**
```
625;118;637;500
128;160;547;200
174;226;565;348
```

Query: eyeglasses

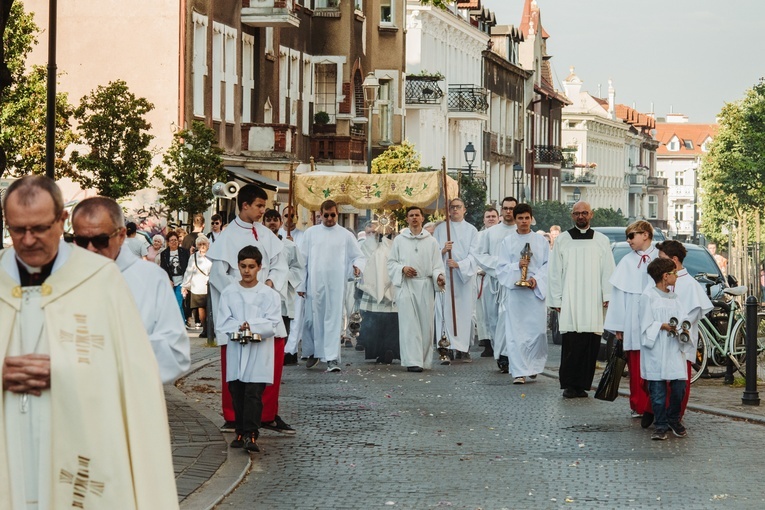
167;237;179;243
626;231;645;240
572;212;589;217
6;216;61;238
323;212;337;218
449;205;464;210
73;228;121;249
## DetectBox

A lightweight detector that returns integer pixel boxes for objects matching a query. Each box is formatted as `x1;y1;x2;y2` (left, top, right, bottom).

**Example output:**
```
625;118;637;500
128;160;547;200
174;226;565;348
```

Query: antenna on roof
597;83;601;97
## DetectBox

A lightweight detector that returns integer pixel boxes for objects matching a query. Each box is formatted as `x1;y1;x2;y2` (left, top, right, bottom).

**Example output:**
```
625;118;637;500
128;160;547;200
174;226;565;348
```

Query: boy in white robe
496;203;549;383
216;246;283;453
639;258;691;440
388;207;446;372
657;240;713;419
603;220;657;424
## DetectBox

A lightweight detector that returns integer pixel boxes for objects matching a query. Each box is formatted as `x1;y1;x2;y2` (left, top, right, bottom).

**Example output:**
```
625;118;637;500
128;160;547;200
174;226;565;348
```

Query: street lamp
573;187;581;203
464;142;476;178
513;162;524;201
362;72;379;222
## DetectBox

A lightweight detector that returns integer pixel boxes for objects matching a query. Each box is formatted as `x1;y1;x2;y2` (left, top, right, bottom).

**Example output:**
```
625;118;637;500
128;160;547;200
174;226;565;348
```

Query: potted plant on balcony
313;111;335;134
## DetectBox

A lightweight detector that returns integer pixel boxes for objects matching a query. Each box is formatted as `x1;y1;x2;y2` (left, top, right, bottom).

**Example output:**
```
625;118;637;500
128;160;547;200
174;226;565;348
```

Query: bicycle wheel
731;318;765;379
690;329;708;384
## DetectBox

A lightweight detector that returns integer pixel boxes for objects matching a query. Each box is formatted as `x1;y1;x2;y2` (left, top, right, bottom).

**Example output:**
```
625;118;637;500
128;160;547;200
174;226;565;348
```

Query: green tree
529;200;571;232
456;173;486;229
154;121;226;216
700;80;765;245
0;1;76;178
71;79;154;199
591;207;628;227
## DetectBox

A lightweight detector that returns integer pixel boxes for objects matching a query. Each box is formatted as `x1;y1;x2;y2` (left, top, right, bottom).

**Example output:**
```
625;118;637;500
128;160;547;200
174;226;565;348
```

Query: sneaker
230;434;244;448
668;422;687;438
630;410;643;419
220;421;237;432
461;351;472;363
305;356;319;369
480;344;494;358
262;415;297;435
641;413;655;429
513;377;525;385
651;430;668;441
326;360;341;372
244;434;260;452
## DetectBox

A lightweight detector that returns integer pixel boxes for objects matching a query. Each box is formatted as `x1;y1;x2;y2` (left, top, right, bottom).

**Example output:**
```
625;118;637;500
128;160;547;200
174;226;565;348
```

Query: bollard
742;295;760;406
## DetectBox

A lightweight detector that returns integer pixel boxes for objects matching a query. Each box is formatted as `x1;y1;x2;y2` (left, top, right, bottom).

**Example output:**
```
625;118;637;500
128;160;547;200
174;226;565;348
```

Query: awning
225;166;289;191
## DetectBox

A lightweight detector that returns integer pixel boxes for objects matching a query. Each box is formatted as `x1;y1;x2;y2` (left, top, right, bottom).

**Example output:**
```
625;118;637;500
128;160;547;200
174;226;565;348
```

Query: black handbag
594;341;627;401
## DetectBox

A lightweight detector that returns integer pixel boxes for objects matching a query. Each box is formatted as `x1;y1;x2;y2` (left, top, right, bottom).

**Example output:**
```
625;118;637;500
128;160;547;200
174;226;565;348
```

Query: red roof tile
520;0;550;39
654;123;718;156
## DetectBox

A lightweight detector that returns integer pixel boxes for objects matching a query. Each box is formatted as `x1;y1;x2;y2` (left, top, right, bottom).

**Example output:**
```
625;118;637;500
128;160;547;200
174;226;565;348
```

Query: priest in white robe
603;220;658;421
388;207;446;371
474;208;499;357
297;200;365;372
496;203;549;383
475;197;518;371
70;197;191;384
433;198;479;360
1;176;178;509
547;202;614;398
207;184;287;429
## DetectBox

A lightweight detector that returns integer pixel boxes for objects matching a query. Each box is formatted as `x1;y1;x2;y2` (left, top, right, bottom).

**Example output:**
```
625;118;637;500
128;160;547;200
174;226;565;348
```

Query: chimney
607;79;615;120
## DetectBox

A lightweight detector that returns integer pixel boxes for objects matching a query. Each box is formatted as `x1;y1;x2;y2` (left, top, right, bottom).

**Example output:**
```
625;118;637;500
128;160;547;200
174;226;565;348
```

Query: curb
540;369;765;425
176;357;252;510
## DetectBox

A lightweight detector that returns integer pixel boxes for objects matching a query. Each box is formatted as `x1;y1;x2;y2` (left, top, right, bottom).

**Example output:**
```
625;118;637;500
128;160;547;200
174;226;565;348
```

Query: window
675;171;684;186
676;209;684;221
701;137;712;152
683;139;693;149
242;34;255;123
378;78;392;144
314;0;339;8
224;27;238;123
192;13;208;118
380;0;392;23
315;63;337;124
667;137;679;151
212;22;224;121
648;195;658;219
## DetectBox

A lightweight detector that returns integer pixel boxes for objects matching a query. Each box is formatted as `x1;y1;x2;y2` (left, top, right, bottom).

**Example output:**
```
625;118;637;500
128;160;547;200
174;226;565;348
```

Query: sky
481;0;765;123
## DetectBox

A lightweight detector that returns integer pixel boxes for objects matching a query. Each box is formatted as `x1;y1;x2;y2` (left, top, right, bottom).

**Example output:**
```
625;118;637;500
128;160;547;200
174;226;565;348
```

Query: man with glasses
548;201;614;398
434;198;479;362
604;220;657;423
475;197;518;371
207;213;223;243
297;200;364;372
0;176;178;508
70;197;190;384
278;206;303;245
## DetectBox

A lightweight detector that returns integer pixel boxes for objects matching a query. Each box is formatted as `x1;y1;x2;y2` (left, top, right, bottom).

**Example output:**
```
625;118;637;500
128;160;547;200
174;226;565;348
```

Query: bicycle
690;274;765;383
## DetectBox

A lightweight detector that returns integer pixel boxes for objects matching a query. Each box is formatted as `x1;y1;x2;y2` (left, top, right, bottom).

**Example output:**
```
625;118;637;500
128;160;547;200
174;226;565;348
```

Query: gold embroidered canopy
292;171;459;211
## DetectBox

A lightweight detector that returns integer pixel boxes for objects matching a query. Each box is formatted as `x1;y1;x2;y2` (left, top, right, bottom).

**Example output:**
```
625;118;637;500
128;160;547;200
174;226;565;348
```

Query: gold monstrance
515;242;533;287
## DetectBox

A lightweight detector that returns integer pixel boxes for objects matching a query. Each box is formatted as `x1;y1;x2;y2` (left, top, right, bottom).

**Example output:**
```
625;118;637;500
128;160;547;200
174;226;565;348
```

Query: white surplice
496;231;550;377
387;228;445;369
474;222;517;358
297;224;366;362
639;287;689;381
672;268;713;362
603;244;658;351
116;246;190;384
216;281;282;383
207;217;287;344
433;220;478;352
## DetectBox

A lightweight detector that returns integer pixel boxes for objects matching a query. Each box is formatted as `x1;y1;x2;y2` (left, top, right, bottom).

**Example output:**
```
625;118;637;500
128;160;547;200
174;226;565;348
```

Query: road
203;345;765;510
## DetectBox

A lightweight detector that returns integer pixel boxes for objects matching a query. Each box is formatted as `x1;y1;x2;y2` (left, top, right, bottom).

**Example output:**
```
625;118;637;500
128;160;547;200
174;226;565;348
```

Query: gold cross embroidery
59;456;105;508
60;315;105;364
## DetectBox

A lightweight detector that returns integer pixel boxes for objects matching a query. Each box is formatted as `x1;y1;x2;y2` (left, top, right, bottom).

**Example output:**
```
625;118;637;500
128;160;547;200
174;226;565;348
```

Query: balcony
668;184;694;199
561;168;596;186
647;176;668;188
242;123;296;154
310;134;366;162
628;172;648;194
405;76;444;105
242;0;299;28
533;145;564;165
447;85;489;115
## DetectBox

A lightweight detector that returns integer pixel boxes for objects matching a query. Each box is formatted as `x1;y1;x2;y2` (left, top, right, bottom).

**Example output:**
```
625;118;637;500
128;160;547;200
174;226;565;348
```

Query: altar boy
215;246;282;453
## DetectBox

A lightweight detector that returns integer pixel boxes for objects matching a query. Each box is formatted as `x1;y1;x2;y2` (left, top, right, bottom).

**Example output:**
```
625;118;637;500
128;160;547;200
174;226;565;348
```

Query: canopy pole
442;157;458;337
286;161;295;238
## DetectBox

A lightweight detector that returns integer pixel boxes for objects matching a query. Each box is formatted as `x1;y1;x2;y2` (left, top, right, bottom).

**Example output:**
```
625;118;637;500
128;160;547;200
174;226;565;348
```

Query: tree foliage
154;121;226;216
71;79;154;199
457;173;486;229
529;200;571;232
700;80;765;245
591;207;628;228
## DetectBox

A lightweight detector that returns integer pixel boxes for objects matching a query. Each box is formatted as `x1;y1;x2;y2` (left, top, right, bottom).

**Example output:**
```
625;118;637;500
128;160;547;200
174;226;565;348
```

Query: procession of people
3;172;717;506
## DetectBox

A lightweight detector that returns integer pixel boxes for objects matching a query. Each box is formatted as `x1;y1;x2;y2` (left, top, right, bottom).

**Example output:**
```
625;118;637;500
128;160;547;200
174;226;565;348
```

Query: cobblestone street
180;342;765;510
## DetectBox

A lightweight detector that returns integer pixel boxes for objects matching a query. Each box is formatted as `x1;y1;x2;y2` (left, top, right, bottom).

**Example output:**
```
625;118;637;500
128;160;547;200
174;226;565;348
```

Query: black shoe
562;388;577;399
384;350;395;365
497;355;509;374
455;350;463;360
480;345;494;357
668;422;687;438
262;415;297;435
244;434;260;452
575;390;588;398
199;331;208;338
230;434;244;448
641;413;655;429
283;353;298;366
305;356;319;369
407;366;423;372
221;421;237;432
355;343;365;351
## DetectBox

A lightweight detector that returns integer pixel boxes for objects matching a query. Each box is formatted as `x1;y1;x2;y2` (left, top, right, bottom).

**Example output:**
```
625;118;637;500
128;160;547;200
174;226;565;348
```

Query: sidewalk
170;335;765;507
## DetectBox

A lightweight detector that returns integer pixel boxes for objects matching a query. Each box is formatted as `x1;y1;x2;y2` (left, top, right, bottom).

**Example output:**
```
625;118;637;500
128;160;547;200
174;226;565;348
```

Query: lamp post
513;162;523;201
362;72;379;222
464;141;476;178
573;186;581;203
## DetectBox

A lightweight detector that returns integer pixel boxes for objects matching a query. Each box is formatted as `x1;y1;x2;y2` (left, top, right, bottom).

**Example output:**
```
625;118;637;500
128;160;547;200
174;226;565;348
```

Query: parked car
592;226;666;243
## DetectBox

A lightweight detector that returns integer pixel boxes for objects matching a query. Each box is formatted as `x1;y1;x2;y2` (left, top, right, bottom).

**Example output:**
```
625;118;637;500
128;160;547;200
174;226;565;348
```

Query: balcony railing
533;145;564;164
561;169;596;185
405;76;444;105
628;173;647;185
447;85;488;114
242;0;299;28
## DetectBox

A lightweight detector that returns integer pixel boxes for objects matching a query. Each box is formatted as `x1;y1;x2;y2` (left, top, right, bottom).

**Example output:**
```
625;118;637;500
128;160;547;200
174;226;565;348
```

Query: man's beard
575;219;589;229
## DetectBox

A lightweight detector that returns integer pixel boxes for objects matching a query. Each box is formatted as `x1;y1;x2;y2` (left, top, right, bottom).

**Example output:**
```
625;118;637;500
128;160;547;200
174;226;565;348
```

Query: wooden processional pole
286;161;295;239
442;157;458;336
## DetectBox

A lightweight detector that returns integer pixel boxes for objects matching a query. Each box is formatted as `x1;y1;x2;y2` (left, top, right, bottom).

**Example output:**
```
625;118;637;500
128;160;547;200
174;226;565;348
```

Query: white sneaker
630;410;643;419
513;377;525;385
326;360;341;372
